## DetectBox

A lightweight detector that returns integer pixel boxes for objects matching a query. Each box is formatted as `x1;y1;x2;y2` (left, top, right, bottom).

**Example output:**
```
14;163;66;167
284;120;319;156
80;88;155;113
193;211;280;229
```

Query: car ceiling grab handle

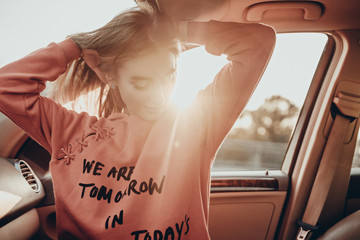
246;1;323;21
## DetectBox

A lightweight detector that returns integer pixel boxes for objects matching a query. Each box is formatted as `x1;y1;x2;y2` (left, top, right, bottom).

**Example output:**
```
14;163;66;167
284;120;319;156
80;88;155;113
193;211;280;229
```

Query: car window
205;33;328;171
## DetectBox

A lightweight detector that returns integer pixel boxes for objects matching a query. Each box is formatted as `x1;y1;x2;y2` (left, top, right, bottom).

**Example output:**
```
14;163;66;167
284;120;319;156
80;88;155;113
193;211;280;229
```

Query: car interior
1;0;360;239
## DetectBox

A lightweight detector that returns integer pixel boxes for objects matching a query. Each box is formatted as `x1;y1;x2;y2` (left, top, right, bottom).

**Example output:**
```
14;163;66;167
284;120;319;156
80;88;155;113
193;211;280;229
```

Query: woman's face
115;49;177;122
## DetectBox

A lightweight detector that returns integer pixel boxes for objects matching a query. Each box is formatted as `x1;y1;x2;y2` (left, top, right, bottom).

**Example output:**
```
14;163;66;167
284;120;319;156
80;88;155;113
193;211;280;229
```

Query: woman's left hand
154;0;230;21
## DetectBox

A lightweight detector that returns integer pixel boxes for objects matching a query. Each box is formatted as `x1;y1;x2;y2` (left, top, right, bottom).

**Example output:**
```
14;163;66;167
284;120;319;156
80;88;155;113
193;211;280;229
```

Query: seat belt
296;81;360;240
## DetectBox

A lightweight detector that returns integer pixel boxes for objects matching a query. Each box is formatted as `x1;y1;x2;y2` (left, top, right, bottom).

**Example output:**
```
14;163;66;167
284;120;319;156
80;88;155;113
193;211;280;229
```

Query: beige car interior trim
318;31;360;231
297;80;360;239
278;33;336;239
246;1;323;21
279;30;360;239
0;209;39;240
282;34;334;175
209;191;286;240
214;0;360;32
278;30;344;239
0;158;45;227
0;115;27;158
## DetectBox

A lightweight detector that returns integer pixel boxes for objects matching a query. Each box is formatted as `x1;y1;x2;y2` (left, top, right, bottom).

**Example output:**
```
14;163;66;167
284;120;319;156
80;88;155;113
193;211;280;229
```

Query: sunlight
62;88;101;116
172;33;327;112
171;46;228;108
234;115;253;128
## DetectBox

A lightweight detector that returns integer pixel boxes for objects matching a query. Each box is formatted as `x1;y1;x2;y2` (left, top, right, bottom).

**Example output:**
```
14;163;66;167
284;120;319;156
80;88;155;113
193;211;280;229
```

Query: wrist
177;21;189;42
58;39;82;62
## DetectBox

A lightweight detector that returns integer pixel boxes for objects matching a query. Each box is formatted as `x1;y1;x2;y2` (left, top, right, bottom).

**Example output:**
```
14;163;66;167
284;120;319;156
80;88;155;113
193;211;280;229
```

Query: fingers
82;49;100;69
81;49;107;83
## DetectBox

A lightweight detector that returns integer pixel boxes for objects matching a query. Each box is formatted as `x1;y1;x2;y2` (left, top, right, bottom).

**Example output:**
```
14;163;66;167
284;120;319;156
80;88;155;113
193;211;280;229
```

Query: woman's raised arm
0;39;97;153
183;21;276;155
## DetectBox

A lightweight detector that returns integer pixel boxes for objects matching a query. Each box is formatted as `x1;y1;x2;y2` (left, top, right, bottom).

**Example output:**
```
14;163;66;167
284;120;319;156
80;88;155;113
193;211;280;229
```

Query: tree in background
229;95;299;143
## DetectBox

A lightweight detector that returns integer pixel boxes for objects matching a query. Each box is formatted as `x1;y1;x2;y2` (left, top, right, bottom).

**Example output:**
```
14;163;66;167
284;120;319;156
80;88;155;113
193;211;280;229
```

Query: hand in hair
138;0;229;21
81;49;107;84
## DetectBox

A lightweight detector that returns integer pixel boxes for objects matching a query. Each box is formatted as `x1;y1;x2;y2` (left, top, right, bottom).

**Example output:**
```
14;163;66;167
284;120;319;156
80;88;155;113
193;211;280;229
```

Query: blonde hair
52;3;181;117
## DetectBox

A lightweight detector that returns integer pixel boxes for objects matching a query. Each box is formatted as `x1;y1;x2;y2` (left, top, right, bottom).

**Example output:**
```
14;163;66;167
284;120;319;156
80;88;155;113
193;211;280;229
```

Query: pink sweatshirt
0;21;275;239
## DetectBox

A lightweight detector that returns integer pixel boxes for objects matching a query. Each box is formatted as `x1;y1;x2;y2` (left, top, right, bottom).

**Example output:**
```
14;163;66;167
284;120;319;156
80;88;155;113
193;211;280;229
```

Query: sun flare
61;47;228;116
170;46;228;109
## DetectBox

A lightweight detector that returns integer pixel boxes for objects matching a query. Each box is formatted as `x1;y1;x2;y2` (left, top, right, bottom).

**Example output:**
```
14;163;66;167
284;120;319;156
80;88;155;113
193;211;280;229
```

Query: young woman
0;3;275;240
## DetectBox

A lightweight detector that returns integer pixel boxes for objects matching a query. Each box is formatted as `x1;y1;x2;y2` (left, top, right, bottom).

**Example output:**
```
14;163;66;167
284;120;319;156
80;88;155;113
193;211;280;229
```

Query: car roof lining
203;0;360;33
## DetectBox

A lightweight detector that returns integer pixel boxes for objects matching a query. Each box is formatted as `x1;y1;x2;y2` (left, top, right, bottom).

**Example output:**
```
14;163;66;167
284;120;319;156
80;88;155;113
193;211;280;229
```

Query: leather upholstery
318;210;360;240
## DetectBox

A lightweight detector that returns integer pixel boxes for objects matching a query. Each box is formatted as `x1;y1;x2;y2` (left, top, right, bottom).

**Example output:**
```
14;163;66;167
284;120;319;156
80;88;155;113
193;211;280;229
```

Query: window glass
208;33;328;171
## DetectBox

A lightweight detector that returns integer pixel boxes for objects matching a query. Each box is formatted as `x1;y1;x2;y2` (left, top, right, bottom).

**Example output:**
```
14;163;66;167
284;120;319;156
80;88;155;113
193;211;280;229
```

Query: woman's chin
137;109;164;122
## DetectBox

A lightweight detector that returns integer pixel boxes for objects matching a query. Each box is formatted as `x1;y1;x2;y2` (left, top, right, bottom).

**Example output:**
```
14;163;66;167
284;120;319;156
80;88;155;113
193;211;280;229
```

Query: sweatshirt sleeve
186;21;276;155
0;39;96;154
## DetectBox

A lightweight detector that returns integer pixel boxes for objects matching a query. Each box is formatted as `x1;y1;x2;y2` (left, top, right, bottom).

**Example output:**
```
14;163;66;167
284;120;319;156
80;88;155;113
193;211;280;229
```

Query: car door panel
209;171;288;240
209;191;286;240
